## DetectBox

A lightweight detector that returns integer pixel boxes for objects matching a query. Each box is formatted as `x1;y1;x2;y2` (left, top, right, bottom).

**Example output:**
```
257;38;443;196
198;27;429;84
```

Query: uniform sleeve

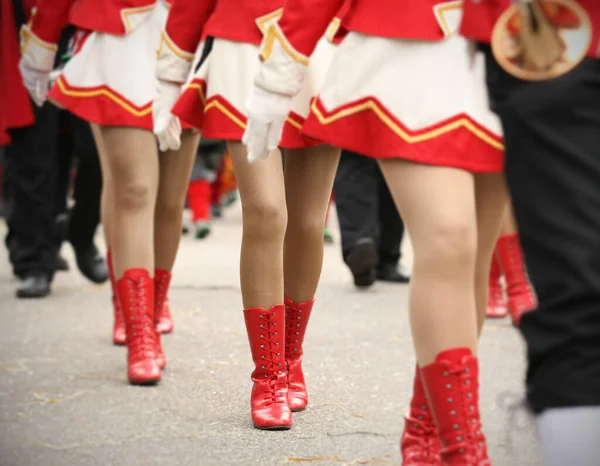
156;0;217;83
255;0;344;96
276;0;346;56
27;0;75;44
20;0;75;72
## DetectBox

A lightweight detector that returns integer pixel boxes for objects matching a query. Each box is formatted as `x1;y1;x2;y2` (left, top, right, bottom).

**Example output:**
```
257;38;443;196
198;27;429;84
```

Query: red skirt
302;32;504;172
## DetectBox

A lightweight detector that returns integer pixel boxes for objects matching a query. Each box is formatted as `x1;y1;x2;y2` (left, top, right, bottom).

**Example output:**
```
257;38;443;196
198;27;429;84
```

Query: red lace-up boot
108;249;126;345
487;252;508;318
117;269;160;385
401;366;442;465
154;268;171;370
421;348;490;465
244;305;292;430
155;269;173;333
496;234;537;326
284;297;314;412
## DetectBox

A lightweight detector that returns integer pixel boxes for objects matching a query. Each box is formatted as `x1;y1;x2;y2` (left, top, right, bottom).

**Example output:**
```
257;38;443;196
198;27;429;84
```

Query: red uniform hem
303;97;504;173
48;76;153;130
175;87;323;148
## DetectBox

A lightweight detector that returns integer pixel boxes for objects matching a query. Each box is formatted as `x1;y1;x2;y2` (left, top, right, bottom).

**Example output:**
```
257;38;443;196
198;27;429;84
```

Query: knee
155;190;186;221
242;198;288;242
115;179;154;213
416;220;477;273
286;213;325;242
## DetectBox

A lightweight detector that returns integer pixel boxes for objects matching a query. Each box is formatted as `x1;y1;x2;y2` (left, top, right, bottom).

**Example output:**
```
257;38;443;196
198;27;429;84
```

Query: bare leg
229;141;291;430
473;173;510;333
378;159;478;365
98;127;159;277
283;145;340;302
93;126;160;384
154;131;201;271
228;142;287;309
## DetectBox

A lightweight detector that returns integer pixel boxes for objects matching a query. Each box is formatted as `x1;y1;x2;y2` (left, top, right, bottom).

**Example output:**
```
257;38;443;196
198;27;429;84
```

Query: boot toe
252;404;293;430
113;327;126;345
156;351;167;370
128;359;161;385
156;317;173;334
288;393;308;412
486;304;508;318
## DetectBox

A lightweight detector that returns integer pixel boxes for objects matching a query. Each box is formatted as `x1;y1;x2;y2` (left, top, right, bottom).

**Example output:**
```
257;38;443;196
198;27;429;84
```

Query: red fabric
187;179;211;222
204;0;283;45
173;88;323;149
164;0;215;53
461;0;600;59
48;75;154;130
30;0;158;41
279;0;468;57
302;97;504;173
0;0;35;145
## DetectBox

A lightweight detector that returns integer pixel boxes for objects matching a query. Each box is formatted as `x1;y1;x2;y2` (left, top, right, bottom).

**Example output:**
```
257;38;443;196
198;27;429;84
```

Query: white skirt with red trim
172;37;337;148
302;32;504;172
47;2;167;130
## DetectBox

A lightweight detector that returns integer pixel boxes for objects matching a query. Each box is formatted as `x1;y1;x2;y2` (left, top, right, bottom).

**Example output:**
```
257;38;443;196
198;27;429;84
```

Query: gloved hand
242;86;293;163
153;79;183;152
19;60;51;107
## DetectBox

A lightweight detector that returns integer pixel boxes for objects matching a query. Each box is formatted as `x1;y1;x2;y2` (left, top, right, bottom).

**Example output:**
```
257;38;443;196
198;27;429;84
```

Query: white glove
153;79;183;152
19;25;57;107
242;86;293;163
19;60;51;107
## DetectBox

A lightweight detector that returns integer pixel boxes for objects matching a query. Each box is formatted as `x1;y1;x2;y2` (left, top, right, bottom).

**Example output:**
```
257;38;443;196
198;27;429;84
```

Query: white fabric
19;61;50;107
153;80;183;152
156;32;195;84
19;25;57;71
314;32;503;138
242;87;293;162
55;3;169;112
536;407;600;466
255;24;309;96
186;37;335;123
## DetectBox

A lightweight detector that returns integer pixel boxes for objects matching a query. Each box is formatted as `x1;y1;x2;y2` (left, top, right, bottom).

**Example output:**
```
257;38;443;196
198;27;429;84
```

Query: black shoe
376;262;411;283
73;245;109;284
346;238;378;288
16;275;51;299
56;254;70;272
212;204;223;219
55;212;69;242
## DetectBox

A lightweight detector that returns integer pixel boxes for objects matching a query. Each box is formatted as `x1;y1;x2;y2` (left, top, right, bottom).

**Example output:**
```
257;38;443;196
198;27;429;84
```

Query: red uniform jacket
28;0;161;45
273;0;466;57
0;0;36;144
461;0;600;58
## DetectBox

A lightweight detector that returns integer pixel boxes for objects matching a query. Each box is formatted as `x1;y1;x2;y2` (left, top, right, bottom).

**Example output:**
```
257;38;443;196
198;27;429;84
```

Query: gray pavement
0;205;541;466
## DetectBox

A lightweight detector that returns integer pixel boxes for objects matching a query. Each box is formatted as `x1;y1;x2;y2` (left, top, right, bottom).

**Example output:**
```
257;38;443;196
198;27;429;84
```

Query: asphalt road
0;204;541;466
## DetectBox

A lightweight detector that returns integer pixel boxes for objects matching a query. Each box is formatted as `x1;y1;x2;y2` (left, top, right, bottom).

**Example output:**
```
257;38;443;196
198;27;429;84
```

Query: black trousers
484;48;600;413
334;150;405;266
3;102;61;279
58;113;102;253
3;107;102;278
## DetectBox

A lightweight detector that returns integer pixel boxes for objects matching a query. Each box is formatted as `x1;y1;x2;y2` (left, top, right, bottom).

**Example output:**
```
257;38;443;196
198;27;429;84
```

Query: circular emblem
491;0;592;81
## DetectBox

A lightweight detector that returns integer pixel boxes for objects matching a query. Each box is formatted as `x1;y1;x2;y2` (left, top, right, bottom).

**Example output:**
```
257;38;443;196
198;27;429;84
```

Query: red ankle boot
284;297;314;412
401;366;442;465
155;270;173;334
117;269;161;385
486;252;508;318
421;348;490;465
153;268;171;370
108;249;126;345
496;234;537;326
244;305;292;430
